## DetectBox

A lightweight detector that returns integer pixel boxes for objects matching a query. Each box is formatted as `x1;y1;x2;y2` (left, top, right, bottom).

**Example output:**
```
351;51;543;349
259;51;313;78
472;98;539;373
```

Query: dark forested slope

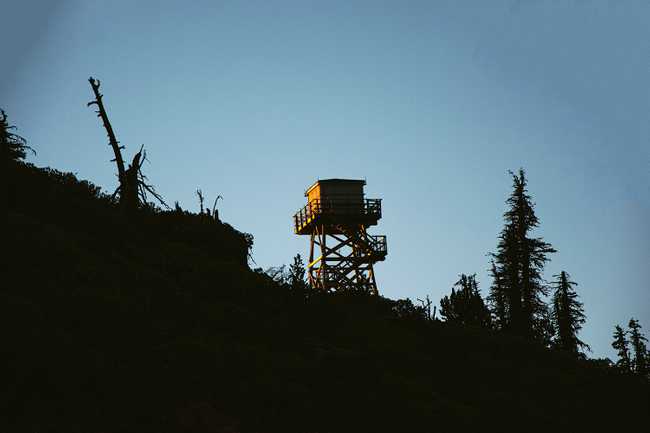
3;161;649;433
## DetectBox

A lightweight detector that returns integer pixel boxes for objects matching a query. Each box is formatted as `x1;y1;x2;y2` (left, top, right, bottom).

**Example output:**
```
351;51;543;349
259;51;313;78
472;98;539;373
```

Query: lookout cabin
293;179;382;235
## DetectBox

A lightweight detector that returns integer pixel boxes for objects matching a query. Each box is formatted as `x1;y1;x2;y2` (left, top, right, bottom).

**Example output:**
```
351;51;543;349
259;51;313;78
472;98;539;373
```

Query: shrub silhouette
439;273;491;328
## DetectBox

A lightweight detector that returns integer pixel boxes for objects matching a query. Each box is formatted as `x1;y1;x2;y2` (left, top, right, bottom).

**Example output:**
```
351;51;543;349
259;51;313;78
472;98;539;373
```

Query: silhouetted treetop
440;274;491;328
612;325;632;373
551;271;588;355
491;169;556;340
2;109;34;163
288;253;308;293
628;319;648;377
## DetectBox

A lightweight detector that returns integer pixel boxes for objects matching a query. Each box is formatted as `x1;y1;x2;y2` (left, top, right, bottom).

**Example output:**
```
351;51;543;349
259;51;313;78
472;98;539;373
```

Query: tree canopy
440;274;491;328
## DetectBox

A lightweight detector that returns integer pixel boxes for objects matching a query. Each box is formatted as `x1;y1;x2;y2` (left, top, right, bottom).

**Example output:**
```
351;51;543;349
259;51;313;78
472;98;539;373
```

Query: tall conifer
491;169;555;339
551;271;588;354
628;319;648;376
487;260;508;330
612;325;632;373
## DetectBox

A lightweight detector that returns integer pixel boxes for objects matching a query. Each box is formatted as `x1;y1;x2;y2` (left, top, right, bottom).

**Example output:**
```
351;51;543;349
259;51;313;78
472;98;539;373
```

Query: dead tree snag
87;77;167;212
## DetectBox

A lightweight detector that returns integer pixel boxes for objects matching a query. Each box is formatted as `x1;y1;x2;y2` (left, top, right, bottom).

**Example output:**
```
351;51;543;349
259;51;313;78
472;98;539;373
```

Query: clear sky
3;0;648;359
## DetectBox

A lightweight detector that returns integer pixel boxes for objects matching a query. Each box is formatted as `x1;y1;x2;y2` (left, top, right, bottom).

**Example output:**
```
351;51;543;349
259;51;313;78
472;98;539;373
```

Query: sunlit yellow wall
306;179;365;205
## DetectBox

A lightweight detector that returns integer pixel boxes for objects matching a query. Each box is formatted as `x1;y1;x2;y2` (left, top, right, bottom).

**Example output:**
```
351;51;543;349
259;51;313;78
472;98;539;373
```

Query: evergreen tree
288;253;308;292
487;260;508;330
3;109;35;210
439;274;491;328
551;271;588;354
612;325;632;373
491;169;555;339
1;109;33;163
536;306;556;349
628;318;648;376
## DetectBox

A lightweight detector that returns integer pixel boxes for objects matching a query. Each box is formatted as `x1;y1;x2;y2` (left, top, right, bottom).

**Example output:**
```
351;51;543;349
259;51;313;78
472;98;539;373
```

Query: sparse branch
135;149;168;209
417;295;433;321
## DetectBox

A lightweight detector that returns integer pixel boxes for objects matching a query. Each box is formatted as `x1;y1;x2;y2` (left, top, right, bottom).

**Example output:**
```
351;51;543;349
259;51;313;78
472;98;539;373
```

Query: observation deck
293;197;382;235
293;179;383;235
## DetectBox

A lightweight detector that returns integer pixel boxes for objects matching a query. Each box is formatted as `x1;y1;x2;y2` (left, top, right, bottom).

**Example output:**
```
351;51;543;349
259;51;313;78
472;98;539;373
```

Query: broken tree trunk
87;77;127;189
122;146;143;213
87;77;166;213
87;76;139;212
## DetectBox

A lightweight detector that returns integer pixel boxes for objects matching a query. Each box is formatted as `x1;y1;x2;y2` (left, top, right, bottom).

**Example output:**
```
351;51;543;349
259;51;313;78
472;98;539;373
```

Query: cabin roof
304;178;366;196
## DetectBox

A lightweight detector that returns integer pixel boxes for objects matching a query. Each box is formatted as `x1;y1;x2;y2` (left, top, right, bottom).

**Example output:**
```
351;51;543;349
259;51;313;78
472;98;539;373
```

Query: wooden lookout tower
293;179;387;295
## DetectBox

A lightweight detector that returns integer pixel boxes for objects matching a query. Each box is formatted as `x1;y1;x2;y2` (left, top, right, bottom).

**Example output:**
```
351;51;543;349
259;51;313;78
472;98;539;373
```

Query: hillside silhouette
4;132;650;432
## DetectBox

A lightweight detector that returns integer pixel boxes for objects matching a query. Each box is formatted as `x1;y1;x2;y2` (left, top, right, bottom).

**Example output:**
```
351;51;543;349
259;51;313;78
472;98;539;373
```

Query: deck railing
369;235;387;256
293;198;382;233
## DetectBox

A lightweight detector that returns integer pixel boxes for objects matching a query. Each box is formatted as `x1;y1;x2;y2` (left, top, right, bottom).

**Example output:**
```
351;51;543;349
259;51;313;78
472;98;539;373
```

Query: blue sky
3;0;648;358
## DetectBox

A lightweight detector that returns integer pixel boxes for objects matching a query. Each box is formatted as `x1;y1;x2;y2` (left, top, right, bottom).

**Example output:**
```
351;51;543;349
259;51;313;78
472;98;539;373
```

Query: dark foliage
440;274;491;328
491;169;556;341
391;298;428;322
1;109;34;163
288;253;309;293
263;254;309;295
551;271;589;355
612;325;632;373
7;161;252;265
417;295;436;321
487;260;508;330
629;319;649;377
3;109;35;212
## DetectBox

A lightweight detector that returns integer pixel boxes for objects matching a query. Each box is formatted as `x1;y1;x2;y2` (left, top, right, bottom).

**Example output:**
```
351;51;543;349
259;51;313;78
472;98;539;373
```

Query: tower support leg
307;224;380;295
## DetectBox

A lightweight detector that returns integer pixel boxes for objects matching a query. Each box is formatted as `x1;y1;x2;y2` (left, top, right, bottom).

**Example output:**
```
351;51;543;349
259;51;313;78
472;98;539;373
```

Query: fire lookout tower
293;179;387;295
